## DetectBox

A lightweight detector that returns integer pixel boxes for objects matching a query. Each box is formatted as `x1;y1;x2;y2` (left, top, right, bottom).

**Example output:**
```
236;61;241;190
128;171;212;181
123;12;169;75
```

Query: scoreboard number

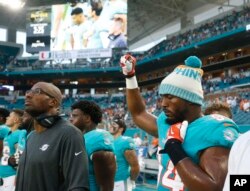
33;25;45;35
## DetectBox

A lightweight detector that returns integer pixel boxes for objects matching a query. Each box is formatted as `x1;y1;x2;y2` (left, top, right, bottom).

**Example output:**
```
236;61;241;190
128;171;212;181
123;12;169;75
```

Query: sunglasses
25;88;55;98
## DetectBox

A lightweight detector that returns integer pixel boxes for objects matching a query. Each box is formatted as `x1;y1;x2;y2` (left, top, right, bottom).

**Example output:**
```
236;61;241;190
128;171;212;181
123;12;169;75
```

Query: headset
35;114;62;128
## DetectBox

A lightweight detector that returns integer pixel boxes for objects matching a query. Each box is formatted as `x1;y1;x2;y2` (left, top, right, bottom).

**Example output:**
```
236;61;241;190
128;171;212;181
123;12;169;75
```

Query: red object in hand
120;54;136;77
167;121;188;143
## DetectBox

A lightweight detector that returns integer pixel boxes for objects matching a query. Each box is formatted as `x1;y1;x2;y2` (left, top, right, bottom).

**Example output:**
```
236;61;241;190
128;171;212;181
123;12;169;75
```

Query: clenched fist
120;54;136;78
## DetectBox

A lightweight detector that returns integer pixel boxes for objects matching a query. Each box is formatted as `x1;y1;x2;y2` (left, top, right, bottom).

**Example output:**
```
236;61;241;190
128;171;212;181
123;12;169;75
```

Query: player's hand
167;121;188;143
159;121;188;155
14;150;21;165
8;155;18;168
120;54;136;78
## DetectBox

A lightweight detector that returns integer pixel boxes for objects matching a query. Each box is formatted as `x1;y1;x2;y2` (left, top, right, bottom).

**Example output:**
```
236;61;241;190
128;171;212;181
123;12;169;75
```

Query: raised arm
121;55;158;137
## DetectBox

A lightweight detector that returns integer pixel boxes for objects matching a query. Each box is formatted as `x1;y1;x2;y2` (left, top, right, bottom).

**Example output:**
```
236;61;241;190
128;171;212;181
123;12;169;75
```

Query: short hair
0;108;10;121
71;7;83;16
12;109;24;118
113;116;126;135
90;0;103;16
71;100;102;125
204;102;232;119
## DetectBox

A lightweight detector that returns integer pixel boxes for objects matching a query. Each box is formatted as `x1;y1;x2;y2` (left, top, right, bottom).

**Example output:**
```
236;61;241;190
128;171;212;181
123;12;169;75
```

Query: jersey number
1;145;10;165
159;154;185;191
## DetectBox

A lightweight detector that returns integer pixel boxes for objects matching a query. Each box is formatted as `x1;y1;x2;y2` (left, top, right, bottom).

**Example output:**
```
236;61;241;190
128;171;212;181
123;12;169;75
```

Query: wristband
159;139;188;165
126;76;138;89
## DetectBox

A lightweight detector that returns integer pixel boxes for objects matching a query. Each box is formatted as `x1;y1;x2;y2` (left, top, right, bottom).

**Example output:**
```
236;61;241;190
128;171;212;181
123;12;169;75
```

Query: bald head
33;82;62;106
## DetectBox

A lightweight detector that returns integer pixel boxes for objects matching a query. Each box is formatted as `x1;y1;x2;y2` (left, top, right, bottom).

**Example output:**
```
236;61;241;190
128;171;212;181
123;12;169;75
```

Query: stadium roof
0;0;239;46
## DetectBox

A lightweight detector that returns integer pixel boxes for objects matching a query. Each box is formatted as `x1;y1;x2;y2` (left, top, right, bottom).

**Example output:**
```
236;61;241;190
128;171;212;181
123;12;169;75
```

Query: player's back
84;129;114;191
114;136;135;182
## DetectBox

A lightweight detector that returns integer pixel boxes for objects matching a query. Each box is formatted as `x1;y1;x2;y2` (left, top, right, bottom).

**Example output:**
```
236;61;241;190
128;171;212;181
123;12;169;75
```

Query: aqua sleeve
206;118;239;148
88;130;114;157
0;125;10;140
121;137;136;153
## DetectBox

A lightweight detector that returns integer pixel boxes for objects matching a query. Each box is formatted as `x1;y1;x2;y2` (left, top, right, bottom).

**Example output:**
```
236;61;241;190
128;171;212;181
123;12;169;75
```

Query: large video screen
26;0;127;53
26;8;51;53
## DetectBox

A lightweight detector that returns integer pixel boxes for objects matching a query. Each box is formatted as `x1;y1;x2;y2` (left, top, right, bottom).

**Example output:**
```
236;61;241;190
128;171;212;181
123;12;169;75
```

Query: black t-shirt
15;118;89;191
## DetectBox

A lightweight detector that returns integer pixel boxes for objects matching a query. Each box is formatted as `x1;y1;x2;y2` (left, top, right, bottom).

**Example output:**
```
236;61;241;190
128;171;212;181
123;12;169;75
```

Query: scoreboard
26;8;51;53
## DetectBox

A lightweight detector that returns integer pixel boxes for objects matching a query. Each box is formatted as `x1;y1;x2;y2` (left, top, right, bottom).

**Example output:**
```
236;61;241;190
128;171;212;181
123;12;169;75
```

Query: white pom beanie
159;56;204;105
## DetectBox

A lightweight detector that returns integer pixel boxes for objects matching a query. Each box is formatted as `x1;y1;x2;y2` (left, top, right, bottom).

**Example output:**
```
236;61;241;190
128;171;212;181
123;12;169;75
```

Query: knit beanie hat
159;56;204;105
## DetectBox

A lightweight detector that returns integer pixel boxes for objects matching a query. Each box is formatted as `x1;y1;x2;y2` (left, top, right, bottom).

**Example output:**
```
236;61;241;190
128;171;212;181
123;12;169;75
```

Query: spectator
142;135;149;146
133;133;142;147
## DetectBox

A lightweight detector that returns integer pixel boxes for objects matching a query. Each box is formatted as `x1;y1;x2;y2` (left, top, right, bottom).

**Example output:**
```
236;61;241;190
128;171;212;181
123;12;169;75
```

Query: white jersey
70;21;90;50
223;131;250;191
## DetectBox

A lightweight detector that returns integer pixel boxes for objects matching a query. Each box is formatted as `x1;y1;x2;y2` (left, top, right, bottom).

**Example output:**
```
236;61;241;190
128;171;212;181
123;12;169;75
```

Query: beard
25;107;44;118
165;117;179;125
165;110;186;125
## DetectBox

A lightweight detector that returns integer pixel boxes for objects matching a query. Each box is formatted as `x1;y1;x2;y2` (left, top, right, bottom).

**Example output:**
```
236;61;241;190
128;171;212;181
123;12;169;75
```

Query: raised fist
120;54;136;78
167;121;188;142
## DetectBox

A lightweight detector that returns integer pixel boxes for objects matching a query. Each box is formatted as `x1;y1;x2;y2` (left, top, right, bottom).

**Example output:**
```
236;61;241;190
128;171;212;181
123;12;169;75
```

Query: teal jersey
114;136;136;181
84;129;114;191
157;112;239;191
0;125;10;140
16;130;27;154
0;129;27;178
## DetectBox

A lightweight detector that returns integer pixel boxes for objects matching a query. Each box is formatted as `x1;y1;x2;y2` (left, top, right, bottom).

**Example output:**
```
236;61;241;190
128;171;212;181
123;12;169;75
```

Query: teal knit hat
159;56;204;105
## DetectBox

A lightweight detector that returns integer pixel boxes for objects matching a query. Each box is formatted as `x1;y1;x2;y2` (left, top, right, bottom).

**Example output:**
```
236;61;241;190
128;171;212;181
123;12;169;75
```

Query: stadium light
246;24;250;31
0;0;25;9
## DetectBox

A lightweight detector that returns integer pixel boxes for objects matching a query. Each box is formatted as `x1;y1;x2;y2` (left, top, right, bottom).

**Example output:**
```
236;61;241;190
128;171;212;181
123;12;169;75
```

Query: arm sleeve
88;131;114;158
122;137;136;153
61;128;89;191
0;125;10;140
208;122;239;148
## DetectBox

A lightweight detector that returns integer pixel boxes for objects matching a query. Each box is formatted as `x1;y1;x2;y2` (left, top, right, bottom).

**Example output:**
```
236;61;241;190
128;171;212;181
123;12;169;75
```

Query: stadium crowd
135;6;250;62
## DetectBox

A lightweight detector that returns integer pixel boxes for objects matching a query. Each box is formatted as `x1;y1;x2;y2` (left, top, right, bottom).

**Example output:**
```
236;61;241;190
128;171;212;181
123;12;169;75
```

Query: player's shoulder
18;129;27;138
13;129;27;137
85;129;114;144
85;129;114;154
88;128;113;137
118;136;135;150
157;112;167;124
200;114;239;144
200;114;238;130
0;124;10;131
120;136;134;143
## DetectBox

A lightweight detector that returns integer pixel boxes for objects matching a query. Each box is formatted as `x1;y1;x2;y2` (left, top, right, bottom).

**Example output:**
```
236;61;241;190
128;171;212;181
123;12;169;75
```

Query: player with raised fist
120;55;239;191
